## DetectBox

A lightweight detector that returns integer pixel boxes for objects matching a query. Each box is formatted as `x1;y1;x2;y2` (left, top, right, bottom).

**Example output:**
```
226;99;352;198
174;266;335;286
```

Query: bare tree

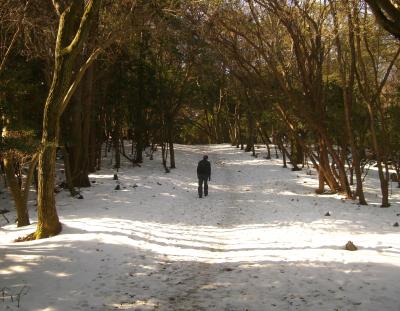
0;0;31;74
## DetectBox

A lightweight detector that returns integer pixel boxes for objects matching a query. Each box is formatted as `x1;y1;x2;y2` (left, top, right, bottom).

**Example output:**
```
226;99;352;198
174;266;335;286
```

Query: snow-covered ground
1;144;400;311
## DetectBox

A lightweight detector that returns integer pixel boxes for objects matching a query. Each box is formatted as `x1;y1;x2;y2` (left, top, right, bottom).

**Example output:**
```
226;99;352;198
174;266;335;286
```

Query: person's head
203;155;208;160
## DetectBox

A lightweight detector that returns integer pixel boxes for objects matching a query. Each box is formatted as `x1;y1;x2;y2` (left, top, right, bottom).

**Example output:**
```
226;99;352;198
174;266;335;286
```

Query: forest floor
1;144;400;311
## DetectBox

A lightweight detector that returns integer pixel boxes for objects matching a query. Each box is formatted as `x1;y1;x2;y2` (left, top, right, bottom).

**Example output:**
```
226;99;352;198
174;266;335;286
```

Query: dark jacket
197;159;211;178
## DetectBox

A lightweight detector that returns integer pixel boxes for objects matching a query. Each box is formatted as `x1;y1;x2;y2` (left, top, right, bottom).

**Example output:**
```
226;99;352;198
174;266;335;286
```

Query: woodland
1;0;400;238
2;1;400;310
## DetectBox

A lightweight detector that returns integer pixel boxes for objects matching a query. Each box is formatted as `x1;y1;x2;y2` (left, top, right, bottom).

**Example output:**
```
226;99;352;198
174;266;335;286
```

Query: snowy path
1;144;400;311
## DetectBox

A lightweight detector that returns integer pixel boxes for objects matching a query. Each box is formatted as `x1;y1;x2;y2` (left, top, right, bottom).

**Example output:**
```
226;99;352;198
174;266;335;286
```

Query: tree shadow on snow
1;228;400;310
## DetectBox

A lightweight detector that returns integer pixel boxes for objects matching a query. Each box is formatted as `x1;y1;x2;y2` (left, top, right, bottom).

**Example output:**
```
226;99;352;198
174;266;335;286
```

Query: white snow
1;144;400;311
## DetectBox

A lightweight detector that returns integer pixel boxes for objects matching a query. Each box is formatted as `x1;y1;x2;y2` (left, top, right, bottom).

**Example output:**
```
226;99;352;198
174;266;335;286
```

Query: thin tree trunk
245;111;255;153
61;147;78;196
78;64;93;186
3;155;37;227
330;0;367;204
258;127;271;159
318;138;340;193
280;141;287;168
367;104;390;207
169;141;175;169
113;131;120;170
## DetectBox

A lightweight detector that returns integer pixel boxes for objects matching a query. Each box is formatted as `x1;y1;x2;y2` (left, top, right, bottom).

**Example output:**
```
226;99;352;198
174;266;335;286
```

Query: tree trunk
90;98;105;172
36;111;62;238
317;165;325;194
3;157;30;226
258;127;271;159
337;146;352;198
169;141;175;169
238;123;244;150
281;142;287;168
113;130;120;170
88;115;97;172
245;111;255;152
65;82;86;187
62;62;92;188
272;133;279;159
161;142;169;173
61;147;78;196
278;136;300;170
317;138;340;193
330;0;367;204
367;103;390;207
294;136;304;165
78;64;94;186
32;0;101;239
167;122;176;169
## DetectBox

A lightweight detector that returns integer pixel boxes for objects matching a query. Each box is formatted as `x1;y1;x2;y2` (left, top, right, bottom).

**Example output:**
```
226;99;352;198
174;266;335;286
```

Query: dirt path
153;150;249;311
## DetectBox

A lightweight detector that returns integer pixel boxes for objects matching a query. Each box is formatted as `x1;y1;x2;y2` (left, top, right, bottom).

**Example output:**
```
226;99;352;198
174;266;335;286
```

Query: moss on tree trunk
31;0;101;240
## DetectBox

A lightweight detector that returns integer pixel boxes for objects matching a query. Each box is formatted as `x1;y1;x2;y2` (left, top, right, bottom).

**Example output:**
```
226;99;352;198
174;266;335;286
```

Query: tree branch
365;0;400;40
60;47;101;115
61;0;99;55
0;0;31;75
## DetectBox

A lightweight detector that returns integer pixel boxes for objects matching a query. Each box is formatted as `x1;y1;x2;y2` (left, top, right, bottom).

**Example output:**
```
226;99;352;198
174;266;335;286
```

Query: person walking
197;155;211;198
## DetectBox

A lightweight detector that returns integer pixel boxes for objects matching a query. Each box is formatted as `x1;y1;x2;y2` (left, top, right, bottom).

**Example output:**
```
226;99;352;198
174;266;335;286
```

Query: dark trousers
198;175;208;198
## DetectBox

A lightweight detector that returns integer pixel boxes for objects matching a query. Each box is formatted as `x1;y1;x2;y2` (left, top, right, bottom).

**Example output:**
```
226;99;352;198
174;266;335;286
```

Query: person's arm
208;162;211;181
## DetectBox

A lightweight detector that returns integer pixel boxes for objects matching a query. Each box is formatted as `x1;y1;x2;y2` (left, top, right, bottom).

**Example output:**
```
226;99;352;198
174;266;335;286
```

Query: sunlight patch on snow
111;199;134;204
89;174;114;179
66;218;132;235
132;272;148;276
225;159;276;166
210;184;259;193
160;193;176;197
208;184;231;191
3;254;41;262
201;282;230;289
109;300;159;309
0;265;30;274
44;271;72;278
278;189;349;201
279;190;306;196
58;217;400;267
295;177;320;190
136;264;156;271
